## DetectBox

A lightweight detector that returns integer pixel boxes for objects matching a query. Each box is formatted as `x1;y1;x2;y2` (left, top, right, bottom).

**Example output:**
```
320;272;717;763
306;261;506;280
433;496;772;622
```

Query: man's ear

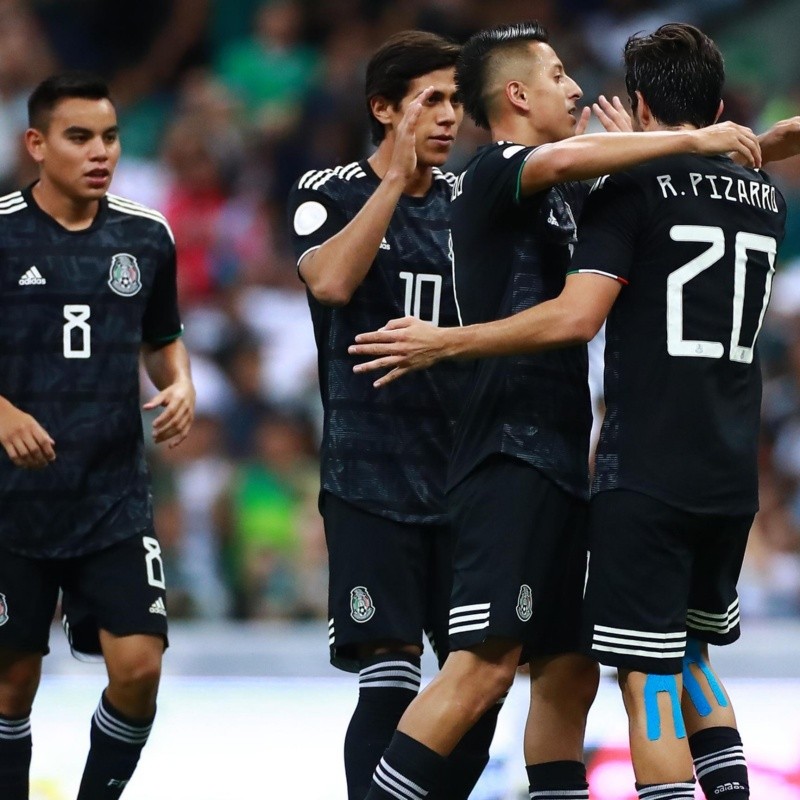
635;90;654;129
714;99;724;123
370;95;395;129
505;80;530;114
24;128;45;165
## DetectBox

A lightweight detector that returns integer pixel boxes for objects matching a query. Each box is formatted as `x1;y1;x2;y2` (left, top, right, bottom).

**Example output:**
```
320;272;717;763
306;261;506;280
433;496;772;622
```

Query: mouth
84;169;110;188
429;135;454;145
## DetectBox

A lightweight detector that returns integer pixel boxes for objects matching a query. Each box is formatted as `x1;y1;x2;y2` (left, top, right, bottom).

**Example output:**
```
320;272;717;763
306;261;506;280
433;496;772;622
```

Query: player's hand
592;95;633;132
349;316;446;387
387;86;436;184
758;116;800;164
0;398;55;469
692;121;762;168
144;378;196;448
574;106;591;136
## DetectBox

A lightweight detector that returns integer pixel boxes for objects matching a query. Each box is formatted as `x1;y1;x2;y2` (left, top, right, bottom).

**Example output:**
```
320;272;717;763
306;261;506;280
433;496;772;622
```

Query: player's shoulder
292;161;369;199
0;190;30;222
106;193;175;244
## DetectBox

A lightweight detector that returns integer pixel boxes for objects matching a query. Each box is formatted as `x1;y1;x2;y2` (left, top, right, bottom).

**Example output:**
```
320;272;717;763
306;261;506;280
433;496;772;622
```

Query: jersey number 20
667;225;776;364
63;304;91;359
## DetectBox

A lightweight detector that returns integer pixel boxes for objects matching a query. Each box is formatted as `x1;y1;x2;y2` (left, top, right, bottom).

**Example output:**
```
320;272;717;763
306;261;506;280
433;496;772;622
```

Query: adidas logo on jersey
379;237;391;250
18;266;46;285
149;597;167;616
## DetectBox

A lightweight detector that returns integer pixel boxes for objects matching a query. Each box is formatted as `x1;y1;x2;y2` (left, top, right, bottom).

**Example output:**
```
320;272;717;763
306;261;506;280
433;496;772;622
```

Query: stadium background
1;0;799;797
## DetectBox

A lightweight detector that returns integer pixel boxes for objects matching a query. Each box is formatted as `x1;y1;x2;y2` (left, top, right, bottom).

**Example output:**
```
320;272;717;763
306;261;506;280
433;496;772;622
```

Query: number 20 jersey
0;187;182;558
288;161;465;524
569;155;786;515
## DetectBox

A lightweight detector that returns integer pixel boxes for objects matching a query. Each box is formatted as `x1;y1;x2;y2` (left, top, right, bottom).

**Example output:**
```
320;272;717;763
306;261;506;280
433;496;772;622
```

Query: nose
89;136;109;160
440;100;458;126
567;75;583;102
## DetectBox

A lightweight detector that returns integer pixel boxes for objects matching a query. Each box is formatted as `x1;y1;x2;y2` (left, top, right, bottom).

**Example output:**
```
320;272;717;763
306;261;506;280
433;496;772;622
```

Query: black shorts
323;493;453;673
447;455;588;661
0;530;169;658
582;489;751;674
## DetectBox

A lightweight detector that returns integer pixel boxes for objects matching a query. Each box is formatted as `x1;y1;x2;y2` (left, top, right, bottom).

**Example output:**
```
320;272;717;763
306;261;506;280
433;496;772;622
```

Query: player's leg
427;524;501;800
364;456;562;800
0;549;58;800
524;489;598;799
582;490;696;799
323;494;428;800
682;515;751;799
525;654;599;799
61;531;168;800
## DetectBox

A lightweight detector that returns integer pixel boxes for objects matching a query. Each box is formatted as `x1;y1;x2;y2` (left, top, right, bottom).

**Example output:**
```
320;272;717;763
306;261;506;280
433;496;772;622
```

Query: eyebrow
63;125;120;136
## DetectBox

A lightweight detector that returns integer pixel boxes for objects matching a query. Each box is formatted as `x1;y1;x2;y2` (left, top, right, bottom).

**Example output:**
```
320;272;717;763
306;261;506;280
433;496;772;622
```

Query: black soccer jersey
569;154;787;514
288;161;466;524
0;186;182;558
448;142;592;498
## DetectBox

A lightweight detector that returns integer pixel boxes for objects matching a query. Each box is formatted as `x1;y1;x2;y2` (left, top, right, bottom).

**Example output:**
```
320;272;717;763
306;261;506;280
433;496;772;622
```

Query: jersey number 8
63;304;91;359
666;225;777;364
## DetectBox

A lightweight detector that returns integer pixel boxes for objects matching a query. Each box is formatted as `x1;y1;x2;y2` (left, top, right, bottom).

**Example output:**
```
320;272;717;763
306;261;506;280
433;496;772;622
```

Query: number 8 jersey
569;154;787;514
0;186;182;557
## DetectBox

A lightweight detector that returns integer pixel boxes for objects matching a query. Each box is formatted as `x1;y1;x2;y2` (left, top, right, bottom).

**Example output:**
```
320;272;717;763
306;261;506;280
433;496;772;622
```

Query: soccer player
0;73;194;799
286;31;498;800
346;21;763;800
350;22;796;800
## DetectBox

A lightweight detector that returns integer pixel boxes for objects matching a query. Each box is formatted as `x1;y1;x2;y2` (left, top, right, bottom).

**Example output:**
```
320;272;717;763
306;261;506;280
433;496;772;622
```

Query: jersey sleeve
142;230;183;344
471;143;540;216
287;180;349;273
568;171;647;285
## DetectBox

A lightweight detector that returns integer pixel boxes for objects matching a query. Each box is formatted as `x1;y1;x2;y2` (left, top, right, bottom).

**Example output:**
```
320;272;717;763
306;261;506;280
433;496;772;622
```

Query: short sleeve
287;183;349;270
568;171;647;285
470;143;539;218
142;232;183;344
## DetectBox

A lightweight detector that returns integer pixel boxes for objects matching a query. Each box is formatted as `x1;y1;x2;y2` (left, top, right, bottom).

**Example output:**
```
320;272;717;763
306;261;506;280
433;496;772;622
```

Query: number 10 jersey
0;186;182;558
569;154;786;515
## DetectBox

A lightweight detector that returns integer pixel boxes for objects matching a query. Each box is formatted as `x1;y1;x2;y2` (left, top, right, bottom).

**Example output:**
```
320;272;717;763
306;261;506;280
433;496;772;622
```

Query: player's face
524;42;582;143
28;97;120;202
397;68;463;167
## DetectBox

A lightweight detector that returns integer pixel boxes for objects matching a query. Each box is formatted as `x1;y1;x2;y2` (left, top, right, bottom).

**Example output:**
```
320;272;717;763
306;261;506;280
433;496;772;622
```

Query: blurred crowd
1;0;798;620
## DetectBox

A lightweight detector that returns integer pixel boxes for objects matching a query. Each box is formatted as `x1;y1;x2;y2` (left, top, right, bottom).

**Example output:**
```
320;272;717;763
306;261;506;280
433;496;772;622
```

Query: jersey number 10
667;225;776;364
399;272;442;326
63;304;91;359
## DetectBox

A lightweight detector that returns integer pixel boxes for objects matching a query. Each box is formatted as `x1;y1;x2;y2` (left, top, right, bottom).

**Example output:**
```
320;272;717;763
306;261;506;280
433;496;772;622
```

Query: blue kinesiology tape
644;673;686;741
682;638;728;716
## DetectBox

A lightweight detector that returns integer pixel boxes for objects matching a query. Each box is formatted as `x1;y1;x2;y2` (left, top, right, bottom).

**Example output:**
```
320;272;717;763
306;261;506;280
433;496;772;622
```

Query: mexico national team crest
350;586;375;623
108;253;142;297
0;593;8;626
516;584;533;622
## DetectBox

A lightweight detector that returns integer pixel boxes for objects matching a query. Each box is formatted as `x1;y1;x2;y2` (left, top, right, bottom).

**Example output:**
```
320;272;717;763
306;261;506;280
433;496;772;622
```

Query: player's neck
31;179;101;231
368;145;433;197
490;116;554;148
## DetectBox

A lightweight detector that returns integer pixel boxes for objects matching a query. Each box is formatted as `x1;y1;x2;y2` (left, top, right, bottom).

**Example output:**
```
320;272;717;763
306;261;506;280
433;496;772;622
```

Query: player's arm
518;121;761;195
0;396;55;469
141;338;195;448
297;86;435;306
758;116;800;164
350;275;620;387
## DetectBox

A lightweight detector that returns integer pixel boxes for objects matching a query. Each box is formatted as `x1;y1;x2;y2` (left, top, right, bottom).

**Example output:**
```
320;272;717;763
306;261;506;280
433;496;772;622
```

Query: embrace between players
290;19;800;800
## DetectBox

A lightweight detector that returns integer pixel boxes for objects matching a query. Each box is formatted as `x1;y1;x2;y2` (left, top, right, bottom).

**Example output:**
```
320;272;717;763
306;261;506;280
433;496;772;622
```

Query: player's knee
682;638;728;716
0;653;41;715
532;654;599;717
107;649;162;697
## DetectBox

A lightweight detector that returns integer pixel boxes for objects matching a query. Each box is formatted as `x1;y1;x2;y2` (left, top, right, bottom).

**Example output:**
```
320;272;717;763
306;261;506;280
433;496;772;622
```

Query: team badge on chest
0;593;9;626
108;253;142;297
350;586;375;623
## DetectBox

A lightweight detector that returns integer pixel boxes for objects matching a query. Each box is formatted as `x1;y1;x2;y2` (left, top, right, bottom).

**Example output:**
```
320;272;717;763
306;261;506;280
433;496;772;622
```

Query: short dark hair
28;72;112;130
624;23;724;129
365;30;460;145
457;21;549;130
